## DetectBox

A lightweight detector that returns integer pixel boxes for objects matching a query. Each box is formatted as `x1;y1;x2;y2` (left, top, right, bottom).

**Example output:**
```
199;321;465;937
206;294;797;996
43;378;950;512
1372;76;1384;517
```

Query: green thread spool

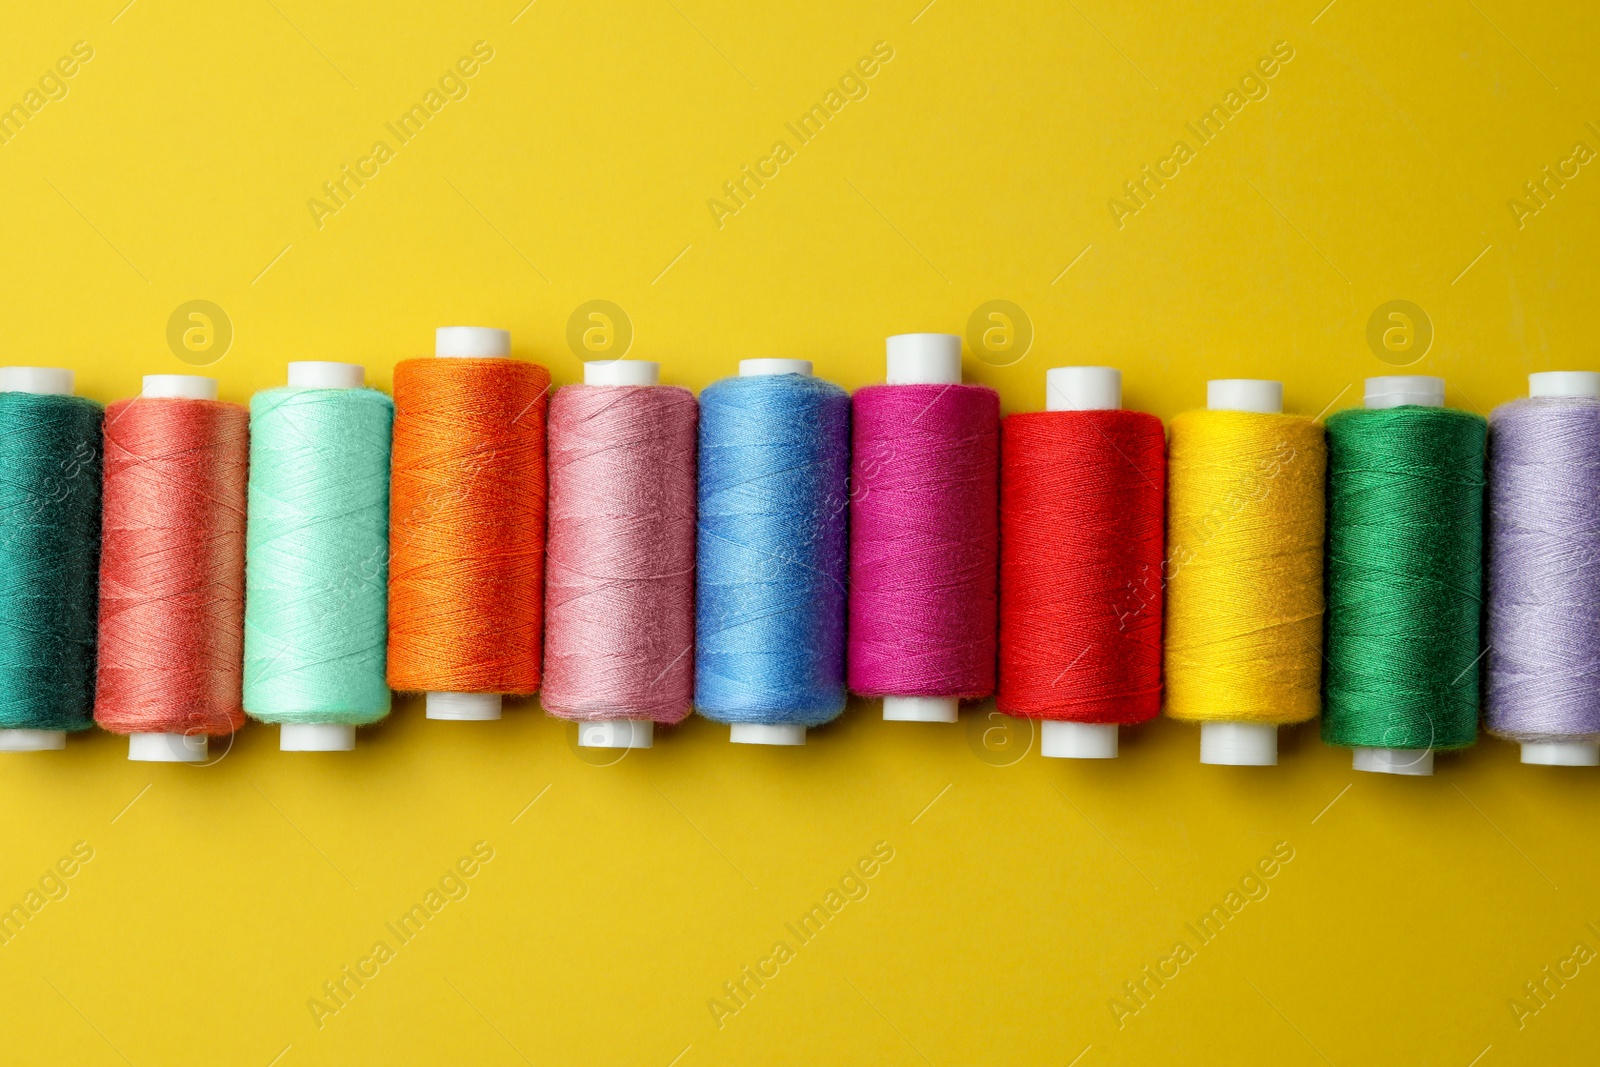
0;368;102;750
244;362;393;751
1323;376;1486;776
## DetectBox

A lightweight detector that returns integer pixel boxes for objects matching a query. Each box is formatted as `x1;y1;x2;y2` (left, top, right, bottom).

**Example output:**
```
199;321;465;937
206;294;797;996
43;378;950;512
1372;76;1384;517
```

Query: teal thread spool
244;362;393;751
1323;376;1487;777
0;367;101;752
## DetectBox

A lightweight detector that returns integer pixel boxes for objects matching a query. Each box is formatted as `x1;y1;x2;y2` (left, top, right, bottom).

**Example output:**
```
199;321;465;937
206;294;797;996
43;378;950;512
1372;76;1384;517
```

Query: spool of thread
695;359;850;745
95;375;249;762
244;362;393;752
997;367;1166;759
849;333;998;724
1164;379;1326;766
1487;371;1600;767
1323;376;1486;776
0;367;102;753
544;359;697;750
388;327;548;720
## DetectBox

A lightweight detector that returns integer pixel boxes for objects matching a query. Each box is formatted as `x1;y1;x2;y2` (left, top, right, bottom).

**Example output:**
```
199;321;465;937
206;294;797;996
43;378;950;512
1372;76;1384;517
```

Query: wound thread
1323;405;1486;750
244;385;393;725
387;357;549;696
998;409;1166;722
1486;396;1600;743
95;396;249;736
542;382;697;723
0;392;103;731
848;383;999;700
695;372;850;726
1164;410;1326;724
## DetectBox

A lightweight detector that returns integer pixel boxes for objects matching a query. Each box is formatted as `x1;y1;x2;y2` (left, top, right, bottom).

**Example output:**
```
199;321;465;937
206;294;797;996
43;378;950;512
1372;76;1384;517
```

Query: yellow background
1;0;1597;1063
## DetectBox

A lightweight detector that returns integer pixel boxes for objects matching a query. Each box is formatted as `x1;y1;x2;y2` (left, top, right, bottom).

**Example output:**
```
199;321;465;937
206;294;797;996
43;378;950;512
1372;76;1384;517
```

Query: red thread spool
95;376;249;760
998;368;1165;758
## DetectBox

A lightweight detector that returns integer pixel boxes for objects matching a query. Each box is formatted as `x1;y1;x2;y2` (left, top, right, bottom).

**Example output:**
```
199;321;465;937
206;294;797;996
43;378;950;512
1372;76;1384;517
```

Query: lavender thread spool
1487;371;1600;767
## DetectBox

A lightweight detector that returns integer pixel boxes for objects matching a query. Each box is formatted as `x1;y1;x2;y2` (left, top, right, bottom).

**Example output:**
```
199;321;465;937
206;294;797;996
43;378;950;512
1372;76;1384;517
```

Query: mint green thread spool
244;362;393;751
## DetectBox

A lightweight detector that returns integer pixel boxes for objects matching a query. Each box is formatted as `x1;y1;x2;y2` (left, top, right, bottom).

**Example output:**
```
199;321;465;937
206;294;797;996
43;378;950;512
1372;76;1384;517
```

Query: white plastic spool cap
1530;371;1600;399
1353;746;1434;776
739;358;812;377
280;723;357;752
426;692;502;721
730;723;806;745
578;720;655;749
436;326;510;358
0;729;66;751
886;334;961;386
1364;375;1444;410
1521;741;1600;767
883;696;959;723
288;361;364;389
427;329;511;719
142;375;218;401
1195;380;1285;765
1047;367;1121;412
584;360;659;387
1042;720;1118;759
0;367;73;395
128;732;208;762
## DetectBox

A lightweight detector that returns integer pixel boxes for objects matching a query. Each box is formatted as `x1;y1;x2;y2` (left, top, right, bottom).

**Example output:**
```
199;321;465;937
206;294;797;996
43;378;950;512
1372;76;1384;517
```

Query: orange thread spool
387;334;549;713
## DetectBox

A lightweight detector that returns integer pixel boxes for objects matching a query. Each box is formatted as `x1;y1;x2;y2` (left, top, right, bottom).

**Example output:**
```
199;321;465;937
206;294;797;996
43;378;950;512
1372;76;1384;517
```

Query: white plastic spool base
0;729;66;751
143;375;217;401
288;361;364;389
1199;721;1278;766
883;696;959;723
1047;367;1121;412
280;723;357;752
740;358;812;378
886;333;961;385
436;326;510;359
578;719;655;749
1365;375;1444;410
129;732;208;763
427;692;503;721
1530;371;1600;399
1207;378;1283;415
730;723;806;746
585;360;659;387
1521;741;1600;767
0;367;73;395
1353;746;1434;776
1042;720;1118;759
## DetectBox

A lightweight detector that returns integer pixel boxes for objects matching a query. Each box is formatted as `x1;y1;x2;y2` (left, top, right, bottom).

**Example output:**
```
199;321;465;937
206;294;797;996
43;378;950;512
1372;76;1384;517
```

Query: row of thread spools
0;327;1587;775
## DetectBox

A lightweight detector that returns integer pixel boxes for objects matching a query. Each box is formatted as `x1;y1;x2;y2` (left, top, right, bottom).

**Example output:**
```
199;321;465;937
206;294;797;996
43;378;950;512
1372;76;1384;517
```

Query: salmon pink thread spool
387;327;548;720
544;359;697;750
95;375;249;763
849;333;999;724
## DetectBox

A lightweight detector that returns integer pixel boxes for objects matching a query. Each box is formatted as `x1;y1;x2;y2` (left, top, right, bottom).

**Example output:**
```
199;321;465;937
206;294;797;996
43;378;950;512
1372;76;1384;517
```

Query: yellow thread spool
1164;380;1326;765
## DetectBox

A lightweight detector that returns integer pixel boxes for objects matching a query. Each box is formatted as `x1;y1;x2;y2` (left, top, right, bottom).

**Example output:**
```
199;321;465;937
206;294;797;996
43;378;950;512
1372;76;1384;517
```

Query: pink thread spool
848;333;1000;722
543;359;697;749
